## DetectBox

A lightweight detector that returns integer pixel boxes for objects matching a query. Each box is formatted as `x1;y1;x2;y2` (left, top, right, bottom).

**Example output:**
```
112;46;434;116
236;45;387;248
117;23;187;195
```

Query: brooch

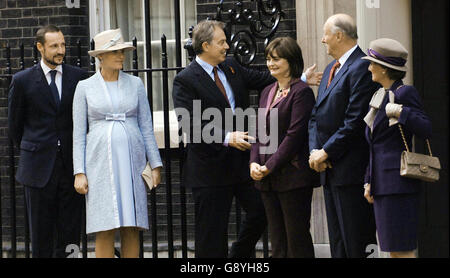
229;66;235;74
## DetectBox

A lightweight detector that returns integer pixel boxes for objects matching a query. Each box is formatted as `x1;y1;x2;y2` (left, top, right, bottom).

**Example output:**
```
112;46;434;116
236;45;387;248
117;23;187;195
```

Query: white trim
356;0;413;85
88;0;195;149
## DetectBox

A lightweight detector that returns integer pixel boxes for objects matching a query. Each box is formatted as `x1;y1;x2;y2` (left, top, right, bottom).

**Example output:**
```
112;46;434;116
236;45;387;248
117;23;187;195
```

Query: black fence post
143;0;158;259
19;43;24;71
18;42;31;258
173;0;188;258
0;44;10;258
131;36;145;259
161;34;174;258
263;228;269;258
90;39;96;72
7;43;17;258
33;42;38;65
76;40;82;68
132;37;139;77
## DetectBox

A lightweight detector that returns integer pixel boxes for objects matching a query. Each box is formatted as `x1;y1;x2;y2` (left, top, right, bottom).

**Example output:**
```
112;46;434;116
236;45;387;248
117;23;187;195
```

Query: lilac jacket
365;80;432;196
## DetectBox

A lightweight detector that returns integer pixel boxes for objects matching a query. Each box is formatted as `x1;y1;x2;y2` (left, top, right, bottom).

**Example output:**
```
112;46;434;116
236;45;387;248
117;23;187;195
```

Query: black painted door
412;0;449;258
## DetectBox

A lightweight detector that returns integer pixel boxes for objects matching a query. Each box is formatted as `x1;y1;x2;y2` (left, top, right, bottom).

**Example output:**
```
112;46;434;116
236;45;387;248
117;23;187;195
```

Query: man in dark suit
308;14;379;258
8;25;88;258
172;20;273;258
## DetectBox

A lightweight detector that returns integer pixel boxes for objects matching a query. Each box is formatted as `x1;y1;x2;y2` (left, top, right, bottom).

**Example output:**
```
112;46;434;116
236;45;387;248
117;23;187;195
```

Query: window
89;0;197;148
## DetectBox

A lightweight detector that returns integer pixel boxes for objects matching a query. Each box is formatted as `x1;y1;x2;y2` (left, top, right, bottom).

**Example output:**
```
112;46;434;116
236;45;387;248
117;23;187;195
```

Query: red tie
327;61;341;88
213;67;230;106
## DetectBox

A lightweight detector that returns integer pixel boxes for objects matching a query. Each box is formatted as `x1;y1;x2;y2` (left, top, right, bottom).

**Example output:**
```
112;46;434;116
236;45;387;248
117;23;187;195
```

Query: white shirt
309;45;358;155
335;44;358;76
40;59;63;99
195;56;236;113
195;56;238;147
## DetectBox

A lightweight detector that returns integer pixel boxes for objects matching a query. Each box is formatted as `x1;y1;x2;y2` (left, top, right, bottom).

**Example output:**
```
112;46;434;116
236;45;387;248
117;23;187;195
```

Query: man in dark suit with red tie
172;20;274;258
174;20;322;258
308;14;379;258
8;25;88;258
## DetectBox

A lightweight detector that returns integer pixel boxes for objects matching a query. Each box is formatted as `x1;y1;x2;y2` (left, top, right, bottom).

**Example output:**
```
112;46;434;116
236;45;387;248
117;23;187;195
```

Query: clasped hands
250;163;271;181
309;149;332;173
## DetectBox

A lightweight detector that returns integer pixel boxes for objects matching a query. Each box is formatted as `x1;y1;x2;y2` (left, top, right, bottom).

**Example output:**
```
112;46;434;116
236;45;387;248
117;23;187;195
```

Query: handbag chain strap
394;85;433;157
398;124;433;156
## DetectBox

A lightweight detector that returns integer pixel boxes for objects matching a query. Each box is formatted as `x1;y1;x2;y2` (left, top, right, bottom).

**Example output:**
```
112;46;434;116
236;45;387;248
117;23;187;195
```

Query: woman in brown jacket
250;37;319;258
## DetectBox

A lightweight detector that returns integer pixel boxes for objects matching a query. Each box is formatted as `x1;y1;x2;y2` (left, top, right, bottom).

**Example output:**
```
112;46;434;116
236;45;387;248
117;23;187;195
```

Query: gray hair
330;15;358;40
192;20;226;55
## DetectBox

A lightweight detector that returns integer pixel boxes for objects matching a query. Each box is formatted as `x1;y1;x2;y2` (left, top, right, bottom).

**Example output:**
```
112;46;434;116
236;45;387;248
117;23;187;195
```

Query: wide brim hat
362;38;408;72
88;28;135;57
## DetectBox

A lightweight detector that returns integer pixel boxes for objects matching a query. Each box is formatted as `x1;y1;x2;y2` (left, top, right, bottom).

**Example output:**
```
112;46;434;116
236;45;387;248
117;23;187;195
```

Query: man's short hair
192;20;226;55
265;36;305;79
330;16;358;40
36;25;61;45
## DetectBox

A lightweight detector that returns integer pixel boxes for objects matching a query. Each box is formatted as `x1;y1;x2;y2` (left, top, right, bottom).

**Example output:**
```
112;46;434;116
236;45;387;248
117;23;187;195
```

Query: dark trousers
260;187;314;258
323;183;377;258
24;151;83;258
191;182;267;258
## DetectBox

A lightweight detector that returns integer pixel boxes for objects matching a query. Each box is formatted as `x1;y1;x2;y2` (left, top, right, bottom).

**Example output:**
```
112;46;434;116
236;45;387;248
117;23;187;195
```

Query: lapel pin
229;66;235;75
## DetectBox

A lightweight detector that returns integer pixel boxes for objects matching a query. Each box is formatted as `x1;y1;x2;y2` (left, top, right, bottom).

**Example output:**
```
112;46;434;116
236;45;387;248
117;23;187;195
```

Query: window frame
88;0;197;148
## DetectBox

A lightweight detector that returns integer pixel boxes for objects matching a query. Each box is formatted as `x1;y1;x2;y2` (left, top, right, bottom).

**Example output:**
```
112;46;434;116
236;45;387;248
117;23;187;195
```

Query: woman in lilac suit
250;37;319;258
362;38;432;258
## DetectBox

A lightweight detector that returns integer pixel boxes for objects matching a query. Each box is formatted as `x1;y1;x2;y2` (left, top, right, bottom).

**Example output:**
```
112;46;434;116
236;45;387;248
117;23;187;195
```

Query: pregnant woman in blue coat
73;29;162;258
362;38;432;258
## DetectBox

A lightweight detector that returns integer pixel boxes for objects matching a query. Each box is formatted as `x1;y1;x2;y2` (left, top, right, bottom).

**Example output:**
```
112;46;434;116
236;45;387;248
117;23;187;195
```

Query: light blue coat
73;71;162;234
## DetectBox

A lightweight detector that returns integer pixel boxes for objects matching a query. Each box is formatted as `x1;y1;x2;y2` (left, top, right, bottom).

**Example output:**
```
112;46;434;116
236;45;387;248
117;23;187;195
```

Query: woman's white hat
88;28;135;57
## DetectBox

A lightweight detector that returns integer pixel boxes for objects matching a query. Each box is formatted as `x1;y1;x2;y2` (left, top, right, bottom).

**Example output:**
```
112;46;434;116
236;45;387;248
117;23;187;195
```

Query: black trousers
191;182;267;258
260;187;314;258
323;183;377;258
24;150;83;258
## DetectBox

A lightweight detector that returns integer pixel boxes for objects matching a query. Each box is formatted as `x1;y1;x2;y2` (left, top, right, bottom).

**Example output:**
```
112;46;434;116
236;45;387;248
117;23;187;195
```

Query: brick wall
0;0;297;256
0;0;90;250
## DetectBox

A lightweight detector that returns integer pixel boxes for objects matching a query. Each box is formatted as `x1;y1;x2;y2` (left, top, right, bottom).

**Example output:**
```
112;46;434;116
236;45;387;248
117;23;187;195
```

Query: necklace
275;83;290;101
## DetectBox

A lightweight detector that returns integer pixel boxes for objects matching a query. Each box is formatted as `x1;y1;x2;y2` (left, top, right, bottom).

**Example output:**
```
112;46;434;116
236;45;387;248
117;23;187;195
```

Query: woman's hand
250;163;264;181
385;103;403;119
74;173;88;195
364;183;374;204
151;167;162;187
260;166;272;178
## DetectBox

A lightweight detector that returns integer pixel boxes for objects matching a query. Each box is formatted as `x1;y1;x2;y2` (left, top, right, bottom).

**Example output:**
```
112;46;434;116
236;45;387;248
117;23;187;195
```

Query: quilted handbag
399;125;441;182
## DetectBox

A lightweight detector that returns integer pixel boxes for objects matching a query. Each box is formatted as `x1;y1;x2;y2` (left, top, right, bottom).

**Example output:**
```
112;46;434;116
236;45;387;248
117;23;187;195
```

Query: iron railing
0;0;285;258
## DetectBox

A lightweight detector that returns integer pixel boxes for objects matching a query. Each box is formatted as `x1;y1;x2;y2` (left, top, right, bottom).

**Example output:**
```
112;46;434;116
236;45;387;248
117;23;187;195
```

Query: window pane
107;0;197;112
109;0;146;80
